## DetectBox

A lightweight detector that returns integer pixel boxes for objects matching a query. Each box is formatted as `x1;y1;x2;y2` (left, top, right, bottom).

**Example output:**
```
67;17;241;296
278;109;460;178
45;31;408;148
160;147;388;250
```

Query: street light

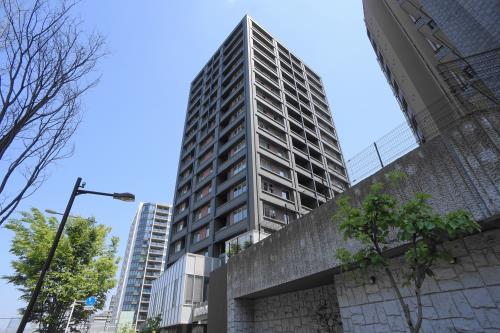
45;209;63;215
17;177;135;333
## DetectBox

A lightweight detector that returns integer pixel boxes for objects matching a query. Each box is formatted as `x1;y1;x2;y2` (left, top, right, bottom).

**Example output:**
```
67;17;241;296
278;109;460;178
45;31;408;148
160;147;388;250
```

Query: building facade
363;0;500;143
110;203;172;331
147;254;220;333
167;15;349;266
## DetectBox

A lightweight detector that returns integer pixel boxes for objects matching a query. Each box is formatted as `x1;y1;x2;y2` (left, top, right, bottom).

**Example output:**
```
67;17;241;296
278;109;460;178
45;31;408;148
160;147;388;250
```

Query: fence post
373;142;384;168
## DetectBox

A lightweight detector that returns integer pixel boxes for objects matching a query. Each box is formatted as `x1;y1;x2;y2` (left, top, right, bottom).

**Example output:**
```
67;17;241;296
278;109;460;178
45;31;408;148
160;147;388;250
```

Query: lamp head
112;192;135;202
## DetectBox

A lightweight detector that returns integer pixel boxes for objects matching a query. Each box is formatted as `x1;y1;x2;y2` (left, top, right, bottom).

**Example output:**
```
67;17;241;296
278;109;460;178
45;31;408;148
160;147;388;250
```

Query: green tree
334;172;480;333
140;316;161;333
226;243;241;258
3;208;119;332
118;323;136;333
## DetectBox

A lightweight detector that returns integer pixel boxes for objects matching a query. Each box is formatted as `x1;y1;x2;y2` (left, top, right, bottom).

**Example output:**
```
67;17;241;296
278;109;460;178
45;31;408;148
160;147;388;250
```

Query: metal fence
346;122;418;185
346;47;500;185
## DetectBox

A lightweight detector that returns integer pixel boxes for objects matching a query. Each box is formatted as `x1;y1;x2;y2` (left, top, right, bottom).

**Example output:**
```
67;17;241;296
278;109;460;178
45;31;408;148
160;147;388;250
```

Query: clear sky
0;0;406;322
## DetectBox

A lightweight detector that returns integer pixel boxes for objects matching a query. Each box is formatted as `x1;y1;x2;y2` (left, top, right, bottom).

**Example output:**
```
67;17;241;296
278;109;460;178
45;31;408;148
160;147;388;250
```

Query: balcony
215;192;247;218
252;38;275;62
257;117;287;143
258;112;284;132
252;27;274;48
223;35;243;58
253;48;277;72
255;74;280;98
254;61;278;83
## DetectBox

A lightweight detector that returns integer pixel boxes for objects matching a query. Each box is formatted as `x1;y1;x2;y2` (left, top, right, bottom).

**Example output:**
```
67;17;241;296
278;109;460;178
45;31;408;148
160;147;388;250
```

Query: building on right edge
362;0;500;143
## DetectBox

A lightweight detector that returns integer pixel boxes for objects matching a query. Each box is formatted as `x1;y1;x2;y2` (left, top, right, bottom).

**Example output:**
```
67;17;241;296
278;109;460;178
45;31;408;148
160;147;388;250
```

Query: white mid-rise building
147;253;220;333
110;202;172;331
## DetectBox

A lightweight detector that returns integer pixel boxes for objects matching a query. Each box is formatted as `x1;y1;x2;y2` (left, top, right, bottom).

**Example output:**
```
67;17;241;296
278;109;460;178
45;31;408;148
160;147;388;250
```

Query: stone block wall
224;111;500;332
335;229;500;333
228;284;342;333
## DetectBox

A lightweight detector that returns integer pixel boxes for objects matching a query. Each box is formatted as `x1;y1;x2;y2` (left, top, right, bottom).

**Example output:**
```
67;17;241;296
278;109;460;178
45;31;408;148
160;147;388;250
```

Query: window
230;123;244;138
260;157;290;179
178;202;187;213
231;206;247;224
262;180;274;194
193;226;210;243
409;14;422;24
200;134;214;147
185;275;193;303
232;182;247;198
231;160;246;176
197;184;212;200
228;107;244;122
259;137;287;159
281;190;290;200
230;140;245;157
199;148;213;163
180;169;191;180
179;185;189;195
198;166;213;182
264;205;277;219
263;203;289;223
175;221;185;233
426;38;443;53
174;241;182;253
172;279;178;306
196;205;211;220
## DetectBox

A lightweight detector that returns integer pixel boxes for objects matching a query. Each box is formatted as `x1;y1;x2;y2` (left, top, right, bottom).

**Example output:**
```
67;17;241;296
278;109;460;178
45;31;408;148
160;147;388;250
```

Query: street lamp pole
17;177;135;333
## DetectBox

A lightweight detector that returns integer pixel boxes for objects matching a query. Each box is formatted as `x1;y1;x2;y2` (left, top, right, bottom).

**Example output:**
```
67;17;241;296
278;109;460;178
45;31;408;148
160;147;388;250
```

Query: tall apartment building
110;202;172;331
167;15;349;266
363;0;499;143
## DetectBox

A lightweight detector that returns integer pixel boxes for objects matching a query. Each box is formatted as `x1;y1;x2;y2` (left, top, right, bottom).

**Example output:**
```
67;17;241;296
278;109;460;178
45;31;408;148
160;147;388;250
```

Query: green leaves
140;316;161;333
3;208;119;332
333;171;481;333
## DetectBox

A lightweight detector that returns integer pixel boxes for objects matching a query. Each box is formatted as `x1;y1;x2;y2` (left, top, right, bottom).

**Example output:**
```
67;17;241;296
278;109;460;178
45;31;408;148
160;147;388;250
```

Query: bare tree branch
0;0;104;225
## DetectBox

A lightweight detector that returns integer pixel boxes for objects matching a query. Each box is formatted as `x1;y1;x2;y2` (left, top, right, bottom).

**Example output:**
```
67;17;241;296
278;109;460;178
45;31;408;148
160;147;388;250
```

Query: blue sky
0;0;405;322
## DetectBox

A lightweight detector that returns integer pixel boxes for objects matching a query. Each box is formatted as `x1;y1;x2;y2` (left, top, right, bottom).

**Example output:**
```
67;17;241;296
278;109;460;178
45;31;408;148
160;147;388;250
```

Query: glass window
232;182;247;198
193;276;204;303
262;180;273;193
232;206;247;224
231;160;246;175
185;275;193;304
172;279;178;307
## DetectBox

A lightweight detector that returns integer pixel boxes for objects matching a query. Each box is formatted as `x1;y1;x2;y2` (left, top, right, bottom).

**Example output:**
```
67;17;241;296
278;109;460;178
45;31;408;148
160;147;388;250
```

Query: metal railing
346;122;418;185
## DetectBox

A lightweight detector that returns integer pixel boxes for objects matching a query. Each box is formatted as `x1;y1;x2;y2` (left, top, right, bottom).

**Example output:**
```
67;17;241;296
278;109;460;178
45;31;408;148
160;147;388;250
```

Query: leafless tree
0;0;104;225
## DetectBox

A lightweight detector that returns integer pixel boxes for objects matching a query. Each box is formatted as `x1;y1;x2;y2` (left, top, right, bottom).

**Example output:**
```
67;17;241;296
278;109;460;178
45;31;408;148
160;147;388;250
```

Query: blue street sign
85;296;96;306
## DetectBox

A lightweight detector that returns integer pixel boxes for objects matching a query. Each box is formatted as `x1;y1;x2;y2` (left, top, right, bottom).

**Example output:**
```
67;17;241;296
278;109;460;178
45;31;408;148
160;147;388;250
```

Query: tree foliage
334;172;480;333
118;323;136;333
3;208;119;332
0;0;105;225
140;316;161;333
226;242;241;258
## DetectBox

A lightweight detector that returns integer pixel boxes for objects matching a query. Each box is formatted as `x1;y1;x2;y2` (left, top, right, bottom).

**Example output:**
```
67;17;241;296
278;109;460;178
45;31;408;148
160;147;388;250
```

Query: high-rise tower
167;15;349;266
110;202;172;330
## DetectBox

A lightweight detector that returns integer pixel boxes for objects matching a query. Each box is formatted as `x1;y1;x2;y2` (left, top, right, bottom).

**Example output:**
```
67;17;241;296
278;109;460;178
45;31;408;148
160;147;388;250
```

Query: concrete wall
208;265;227;333
419;0;500;56
227;284;342;333
336;228;500;333
253;284;342;333
224;110;500;332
